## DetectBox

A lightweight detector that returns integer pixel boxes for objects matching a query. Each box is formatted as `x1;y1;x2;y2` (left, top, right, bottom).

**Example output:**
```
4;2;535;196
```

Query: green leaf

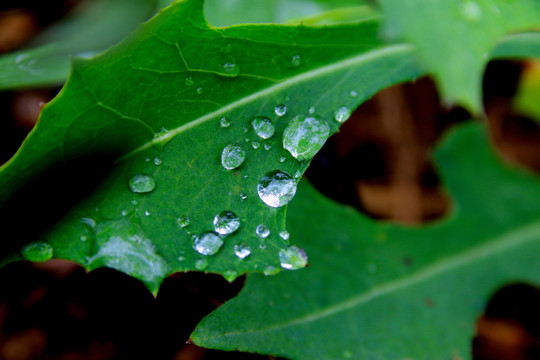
514;60;540;122
192;122;540;359
0;0;158;90
377;0;540;112
0;0;423;293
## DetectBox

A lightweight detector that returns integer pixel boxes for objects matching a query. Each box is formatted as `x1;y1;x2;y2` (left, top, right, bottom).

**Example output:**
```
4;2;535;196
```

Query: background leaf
192;122;540;359
377;0;540;112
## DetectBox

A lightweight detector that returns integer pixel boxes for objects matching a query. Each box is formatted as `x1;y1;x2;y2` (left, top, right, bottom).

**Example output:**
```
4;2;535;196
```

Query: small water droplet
283;114;330;161
193;232;224;255
21;241;53;262
275;104;287;116
257;170;297;208
221;144;246;170
224;270;238;282
334;106;351;123
185;76;194;86
239;192;247;200
80;235;87;242
350;90;358;97
195;258;208;270
308;106;315;114
80;217;96;228
291;54;302;67
251;141;260;149
130;200;138;205
121;210;128;216
153;157;162;166
220;117;230;127
243;127;248;133
245;138;250;142
178;256;185;262
213;211;240;235
461;1;482;21
264;143;271;151
279;246;307;270
129;174;156;193
234;243;251;259
144;210;151;216
279;155;286;163
279;230;290;241
251;116;275;139
294;170;302;179
263;266;279;276
221;61;240;77
255;224;270;238
177;216;190;228
196;87;203;94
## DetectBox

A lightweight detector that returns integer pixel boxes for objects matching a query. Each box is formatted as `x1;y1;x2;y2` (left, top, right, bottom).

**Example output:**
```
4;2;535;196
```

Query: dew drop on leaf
234;243;251;259
294;170;302;179
461;1;482;21
81;217;96;229
185;76;194;86
279;230;290;241
279;155;286;163
291;54;302;67
239;192;247;200
263;266;280;276
195;258;208;270
264;143;271;151
196;87;203;94
308;106;315;114
213;211;240;235
221;61;240;77
153;157;162;166
21;241;53;262
193;232;224;255
177;216;190;228
255;224;270;238
334;106;351;123
252;141;260;149
279;246;308;270
350;90;358;97
251;116;275;139
275;104;287;116
221;144;246;170
257;170;297;208
144;210;151;216
220;117;230;128
283;115;330;161
224;270;238;282
129;174;156;193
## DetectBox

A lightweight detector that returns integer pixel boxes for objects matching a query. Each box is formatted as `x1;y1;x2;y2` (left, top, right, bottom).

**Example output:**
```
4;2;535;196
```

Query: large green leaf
377;0;540;112
0;0;424;293
192;122;540;359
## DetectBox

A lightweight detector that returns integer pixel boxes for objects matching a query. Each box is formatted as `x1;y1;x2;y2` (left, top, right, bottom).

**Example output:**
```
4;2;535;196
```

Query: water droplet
121;210;128;216
221;144;246;170
251;141;260;149
224;270;238;282
193;232;224;255
130;200;138;205
279;230;290;241
154;127;168;138
291;54;302;67
334;106;351;123
243;127;248;133
239;192;247;200
264;143;271;151
308;106;315;114
263;266;279;276
129;174;156;193
251;116;275;139
185;76;194;86
178;255;185;262
153;157;162;166
350;90;358;97
144;210;151;216
220;117;230;127
283;114;330;161
461;1;482;21
275;104;287;116
177;216;190;228
80;217;96;228
257;170;297;208
245;138;250;142
279;155;286;163
21;241;53;262
213;211;240;235
196;87;203;94
255;224;270;238
80;235;87;242
294;170;302;179
279;246;308;270
195;258;208;270
234;244;251;259
221;61;240;77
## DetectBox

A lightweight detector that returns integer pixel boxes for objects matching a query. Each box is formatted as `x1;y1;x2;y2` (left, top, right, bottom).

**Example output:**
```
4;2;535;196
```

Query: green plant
1;0;540;358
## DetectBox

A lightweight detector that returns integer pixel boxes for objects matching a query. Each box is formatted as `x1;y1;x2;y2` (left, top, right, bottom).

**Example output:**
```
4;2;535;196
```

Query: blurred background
1;0;540;359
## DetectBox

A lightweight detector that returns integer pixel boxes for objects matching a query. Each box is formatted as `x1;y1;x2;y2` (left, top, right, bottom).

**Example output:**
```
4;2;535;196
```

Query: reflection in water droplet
275;104;287;116
283;114;330;161
21;241;53;262
195;258;208;270
185;76;194;86
255;224;270;238
279;230;290;241
251;116;275;139
334;106;351;123
279;246;308;270
153;157;162;166
257;170;297;208
220;117;230;127
234;243;251;259
129;174;156;193
177;216;190;228
213;211;240;235
263;266;280;276
252;141;260;149
193;232;224;255
221;144;246;170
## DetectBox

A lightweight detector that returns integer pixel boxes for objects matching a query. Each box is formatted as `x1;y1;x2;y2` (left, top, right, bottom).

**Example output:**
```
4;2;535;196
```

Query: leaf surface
377;0;540;111
192;122;540;359
0;0;423;293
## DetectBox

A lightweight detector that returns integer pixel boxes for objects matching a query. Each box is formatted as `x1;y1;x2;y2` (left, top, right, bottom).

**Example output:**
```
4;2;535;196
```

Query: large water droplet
234;244;251;259
334;106;351;123
129;174;156;193
279;246;308;270
257;170;297;208
221;61;240;77
21;241;53;262
193;232;224;255
282;114;330;161
251;116;275;139
255;224;270;238
220;117;230;127
177;216;190;228
213;211;240;235
221;144;246;170
195;258;208;270
275;104;287;117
